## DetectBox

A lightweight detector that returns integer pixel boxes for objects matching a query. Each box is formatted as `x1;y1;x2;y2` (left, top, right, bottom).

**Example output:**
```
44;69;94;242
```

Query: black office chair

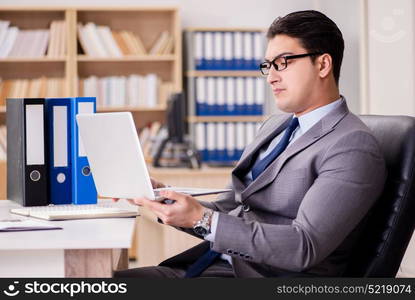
343;115;415;277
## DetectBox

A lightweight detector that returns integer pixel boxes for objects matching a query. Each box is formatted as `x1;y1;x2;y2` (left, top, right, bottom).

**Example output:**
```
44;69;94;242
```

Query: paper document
0;219;62;232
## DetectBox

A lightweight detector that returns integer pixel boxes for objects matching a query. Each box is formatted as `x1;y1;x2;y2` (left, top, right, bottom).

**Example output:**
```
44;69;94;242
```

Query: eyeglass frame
259;52;322;75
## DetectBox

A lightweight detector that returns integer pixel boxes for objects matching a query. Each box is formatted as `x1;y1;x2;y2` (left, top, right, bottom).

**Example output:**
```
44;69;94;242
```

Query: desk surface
0;199;136;250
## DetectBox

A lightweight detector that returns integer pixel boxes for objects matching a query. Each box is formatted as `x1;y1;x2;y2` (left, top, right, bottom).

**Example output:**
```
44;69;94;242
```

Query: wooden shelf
186;27;265;32
0;105;167;114
71;6;179;12
0;6;182;124
186;70;261;77
97;105;166;112
77;55;176;62
0;58;66;63
188;115;266;123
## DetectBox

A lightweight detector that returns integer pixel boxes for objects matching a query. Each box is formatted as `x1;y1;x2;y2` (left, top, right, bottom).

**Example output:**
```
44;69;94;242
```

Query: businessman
115;10;386;277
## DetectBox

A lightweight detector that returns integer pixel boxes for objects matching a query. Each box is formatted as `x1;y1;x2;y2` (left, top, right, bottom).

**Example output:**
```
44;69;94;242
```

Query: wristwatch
193;208;214;237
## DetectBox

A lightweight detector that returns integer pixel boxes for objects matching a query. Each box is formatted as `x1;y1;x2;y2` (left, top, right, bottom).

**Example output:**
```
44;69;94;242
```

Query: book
112;31;130;55
77;23;94;56
149;31;169;55
130;32;147;55
97;26;122;57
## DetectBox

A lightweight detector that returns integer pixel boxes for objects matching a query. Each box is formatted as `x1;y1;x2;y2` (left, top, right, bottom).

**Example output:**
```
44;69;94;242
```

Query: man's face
265;34;320;115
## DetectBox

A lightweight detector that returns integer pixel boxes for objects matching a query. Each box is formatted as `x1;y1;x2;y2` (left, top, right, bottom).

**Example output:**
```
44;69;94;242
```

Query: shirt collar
294;96;345;134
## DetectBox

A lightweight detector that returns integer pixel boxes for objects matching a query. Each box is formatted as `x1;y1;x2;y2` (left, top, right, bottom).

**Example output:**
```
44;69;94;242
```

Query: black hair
267;10;344;85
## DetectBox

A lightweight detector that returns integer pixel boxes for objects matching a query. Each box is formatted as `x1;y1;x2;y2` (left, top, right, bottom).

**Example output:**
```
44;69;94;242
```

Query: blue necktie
251;117;299;180
184;117;299;278
184;248;221;278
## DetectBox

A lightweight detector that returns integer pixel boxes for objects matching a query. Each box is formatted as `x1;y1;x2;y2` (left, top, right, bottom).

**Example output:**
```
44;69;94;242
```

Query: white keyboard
10;204;139;221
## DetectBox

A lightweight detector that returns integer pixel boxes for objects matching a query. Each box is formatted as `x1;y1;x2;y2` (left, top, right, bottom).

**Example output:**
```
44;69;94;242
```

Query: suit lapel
230;115;292;196
241;100;350;200
233;115;291;175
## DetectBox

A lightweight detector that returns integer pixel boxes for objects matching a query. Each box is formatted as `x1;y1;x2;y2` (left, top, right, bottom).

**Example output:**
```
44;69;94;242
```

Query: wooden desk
0;200;135;277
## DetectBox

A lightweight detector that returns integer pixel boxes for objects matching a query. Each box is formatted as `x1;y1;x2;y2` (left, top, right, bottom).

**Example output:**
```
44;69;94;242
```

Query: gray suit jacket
162;101;386;277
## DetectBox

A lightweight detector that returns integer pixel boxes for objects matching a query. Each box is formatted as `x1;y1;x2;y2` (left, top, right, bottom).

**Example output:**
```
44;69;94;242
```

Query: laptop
76;112;231;202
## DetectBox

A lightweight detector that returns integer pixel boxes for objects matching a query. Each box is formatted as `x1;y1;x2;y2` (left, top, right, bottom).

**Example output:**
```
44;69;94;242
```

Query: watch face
194;226;208;236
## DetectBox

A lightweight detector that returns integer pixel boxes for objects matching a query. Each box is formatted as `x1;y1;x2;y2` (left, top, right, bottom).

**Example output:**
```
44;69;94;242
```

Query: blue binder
73;97;97;205
47;97;97;205
46;98;74;205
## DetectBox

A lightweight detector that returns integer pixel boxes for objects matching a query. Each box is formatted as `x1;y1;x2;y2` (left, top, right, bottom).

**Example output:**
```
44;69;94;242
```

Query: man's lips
272;88;285;94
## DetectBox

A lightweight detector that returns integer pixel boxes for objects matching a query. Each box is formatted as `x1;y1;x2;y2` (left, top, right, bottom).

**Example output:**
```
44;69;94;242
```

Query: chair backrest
343;115;415;277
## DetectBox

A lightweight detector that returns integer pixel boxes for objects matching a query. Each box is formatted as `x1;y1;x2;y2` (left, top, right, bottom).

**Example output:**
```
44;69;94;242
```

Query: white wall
366;0;415;116
0;0;362;113
0;0;310;28
313;0;361;113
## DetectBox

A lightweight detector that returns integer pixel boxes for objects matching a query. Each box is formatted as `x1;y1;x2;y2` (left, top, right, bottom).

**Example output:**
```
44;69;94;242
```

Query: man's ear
318;53;333;79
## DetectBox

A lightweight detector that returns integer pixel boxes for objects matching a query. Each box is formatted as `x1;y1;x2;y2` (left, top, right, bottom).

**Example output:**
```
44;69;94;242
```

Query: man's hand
112;177;166;202
131;190;205;228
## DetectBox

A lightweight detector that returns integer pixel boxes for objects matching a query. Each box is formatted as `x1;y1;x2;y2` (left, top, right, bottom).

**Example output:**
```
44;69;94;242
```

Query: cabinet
184;28;275;166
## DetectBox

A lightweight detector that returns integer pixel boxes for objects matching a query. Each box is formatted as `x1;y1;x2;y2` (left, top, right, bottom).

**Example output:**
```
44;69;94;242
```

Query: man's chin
275;99;295;113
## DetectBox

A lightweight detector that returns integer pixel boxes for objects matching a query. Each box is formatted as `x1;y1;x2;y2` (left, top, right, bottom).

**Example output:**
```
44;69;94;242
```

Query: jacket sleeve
199;183;238;212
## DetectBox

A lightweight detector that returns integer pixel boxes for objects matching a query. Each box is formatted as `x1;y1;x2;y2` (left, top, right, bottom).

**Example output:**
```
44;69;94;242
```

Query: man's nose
267;65;281;84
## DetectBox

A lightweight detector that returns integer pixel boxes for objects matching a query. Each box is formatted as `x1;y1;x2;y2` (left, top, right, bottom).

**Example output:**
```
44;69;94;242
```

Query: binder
204;32;214;70
216;77;226;115
46;97;97;205
7;98;49;207
253;32;263;70
196;77;207;116
213;32;223;70
216;122;226;161
206;77;216;116
73;97;97;204
235;122;245;159
195;123;208;161
246;77;255;115
206;122;217;161
46;98;73;205
233;32;243;70
226;122;236;161
226;77;236;115
235;77;245;115
255;77;265;115
223;32;233;70
243;32;254;70
194;32;204;70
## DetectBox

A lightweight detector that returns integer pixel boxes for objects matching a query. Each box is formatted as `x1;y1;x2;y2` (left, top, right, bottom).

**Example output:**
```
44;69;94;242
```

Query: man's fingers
134;197;166;214
160;190;189;203
126;199;137;206
133;197;173;223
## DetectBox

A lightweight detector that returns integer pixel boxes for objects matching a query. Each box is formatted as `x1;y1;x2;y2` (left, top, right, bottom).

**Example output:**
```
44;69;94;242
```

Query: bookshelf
0;6;183;198
184;28;272;166
0;6;182;128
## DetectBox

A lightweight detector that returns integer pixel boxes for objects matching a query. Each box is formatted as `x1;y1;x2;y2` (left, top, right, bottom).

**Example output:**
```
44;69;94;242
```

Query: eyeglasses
259;52;322;75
